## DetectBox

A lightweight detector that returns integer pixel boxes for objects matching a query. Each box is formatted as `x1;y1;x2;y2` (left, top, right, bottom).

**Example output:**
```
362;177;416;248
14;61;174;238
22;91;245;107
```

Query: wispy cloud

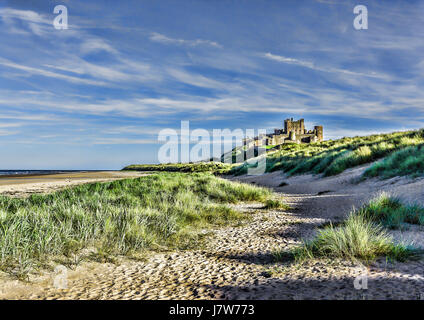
79;38;118;55
149;32;222;48
92;138;158;145
0;122;22;128
0;58;109;86
0;7;54;37
263;53;387;79
1;1;423;169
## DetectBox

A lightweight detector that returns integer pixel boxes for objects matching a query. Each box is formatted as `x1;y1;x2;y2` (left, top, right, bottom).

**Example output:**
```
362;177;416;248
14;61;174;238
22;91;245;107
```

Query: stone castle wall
243;118;323;147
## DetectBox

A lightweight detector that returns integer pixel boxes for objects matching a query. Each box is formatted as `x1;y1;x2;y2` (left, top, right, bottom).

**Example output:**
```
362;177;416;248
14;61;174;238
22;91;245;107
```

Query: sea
0;170;89;176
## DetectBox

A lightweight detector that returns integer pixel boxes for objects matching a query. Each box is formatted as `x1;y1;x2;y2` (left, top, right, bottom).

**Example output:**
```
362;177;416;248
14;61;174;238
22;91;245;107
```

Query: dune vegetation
123;162;234;174
357;193;424;229
291;214;414;263
363;145;424;179
0;172;276;277
231;129;424;178
275;194;423;264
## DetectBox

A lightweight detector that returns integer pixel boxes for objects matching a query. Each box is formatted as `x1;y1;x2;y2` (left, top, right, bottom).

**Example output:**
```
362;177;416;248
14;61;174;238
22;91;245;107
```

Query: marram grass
274;195;422;264
294;214;411;262
123;162;234;174
363;145;424;179
0;172;274;276
231;129;424;178
357;192;424;229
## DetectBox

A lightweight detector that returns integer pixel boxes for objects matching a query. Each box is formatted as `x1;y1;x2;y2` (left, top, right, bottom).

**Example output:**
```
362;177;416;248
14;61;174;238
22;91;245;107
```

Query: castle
243;118;323;148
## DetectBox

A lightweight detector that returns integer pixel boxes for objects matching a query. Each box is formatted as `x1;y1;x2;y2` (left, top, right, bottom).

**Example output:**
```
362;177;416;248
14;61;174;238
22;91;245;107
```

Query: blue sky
1;0;424;169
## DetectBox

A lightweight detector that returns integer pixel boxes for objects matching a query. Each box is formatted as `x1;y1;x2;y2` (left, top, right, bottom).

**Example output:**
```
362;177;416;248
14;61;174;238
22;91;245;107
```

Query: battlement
244;117;323;147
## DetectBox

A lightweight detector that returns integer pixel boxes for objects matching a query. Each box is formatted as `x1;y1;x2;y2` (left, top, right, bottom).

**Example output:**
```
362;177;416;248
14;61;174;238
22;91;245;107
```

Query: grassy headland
0;172;276;277
231;129;424;178
123;162;234;174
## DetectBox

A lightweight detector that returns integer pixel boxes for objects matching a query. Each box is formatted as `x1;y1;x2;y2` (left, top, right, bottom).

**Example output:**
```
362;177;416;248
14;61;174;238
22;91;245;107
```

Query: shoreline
0;170;114;179
0;171;145;197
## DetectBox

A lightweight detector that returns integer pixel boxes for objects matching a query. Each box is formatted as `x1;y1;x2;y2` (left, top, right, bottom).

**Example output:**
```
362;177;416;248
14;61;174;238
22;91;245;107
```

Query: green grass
274;195;424;264
363;145;424;179
265;145;277;150
0;172;274;276
263;199;291;210
123;162;234;174
231;129;424;177
357;193;424;229
295;214;412;262
285;214;415;263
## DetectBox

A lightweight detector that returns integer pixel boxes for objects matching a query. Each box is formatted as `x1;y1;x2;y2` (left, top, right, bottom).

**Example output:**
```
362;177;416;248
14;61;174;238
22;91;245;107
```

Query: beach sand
0;171;145;197
2;165;424;299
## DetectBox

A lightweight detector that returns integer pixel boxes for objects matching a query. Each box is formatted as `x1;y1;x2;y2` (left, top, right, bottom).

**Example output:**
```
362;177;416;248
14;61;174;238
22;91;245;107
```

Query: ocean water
0;170;84;176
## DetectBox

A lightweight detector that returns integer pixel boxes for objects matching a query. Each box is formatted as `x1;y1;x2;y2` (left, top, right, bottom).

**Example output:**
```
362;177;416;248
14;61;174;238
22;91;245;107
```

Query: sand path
2;166;424;299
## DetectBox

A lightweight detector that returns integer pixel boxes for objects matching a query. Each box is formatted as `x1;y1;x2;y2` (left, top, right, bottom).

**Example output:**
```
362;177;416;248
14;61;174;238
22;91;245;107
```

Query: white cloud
92;138;157;145
79;38;118;55
263;52;387;79
167;68;236;90
0;8;53;37
0;58;108;86
149;32;222;48
263;53;315;69
0;8;48;25
0;129;19;136
0;112;62;121
0;122;22;128
101;126;160;136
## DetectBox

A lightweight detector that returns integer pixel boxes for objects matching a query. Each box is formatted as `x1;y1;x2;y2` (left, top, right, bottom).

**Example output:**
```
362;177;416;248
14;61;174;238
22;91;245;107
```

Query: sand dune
1;166;424;300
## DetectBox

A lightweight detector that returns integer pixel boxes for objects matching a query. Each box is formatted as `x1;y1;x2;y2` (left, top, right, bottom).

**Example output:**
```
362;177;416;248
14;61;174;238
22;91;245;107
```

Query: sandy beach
0;171;145;197
1;165;424;300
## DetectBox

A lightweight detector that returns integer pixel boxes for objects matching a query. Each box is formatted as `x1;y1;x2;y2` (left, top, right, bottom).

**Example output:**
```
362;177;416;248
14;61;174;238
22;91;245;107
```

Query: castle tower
284;118;291;134
284;118;305;135
314;125;323;141
300;118;305;134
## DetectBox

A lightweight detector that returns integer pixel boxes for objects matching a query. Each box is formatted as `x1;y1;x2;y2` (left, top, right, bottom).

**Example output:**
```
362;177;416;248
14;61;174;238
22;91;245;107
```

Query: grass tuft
291;214;413;262
263;199;290;210
274;196;423;265
357;193;424;229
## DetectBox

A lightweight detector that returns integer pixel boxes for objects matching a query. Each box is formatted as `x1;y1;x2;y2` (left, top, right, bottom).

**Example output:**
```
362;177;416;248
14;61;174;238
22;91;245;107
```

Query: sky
0;0;424;169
